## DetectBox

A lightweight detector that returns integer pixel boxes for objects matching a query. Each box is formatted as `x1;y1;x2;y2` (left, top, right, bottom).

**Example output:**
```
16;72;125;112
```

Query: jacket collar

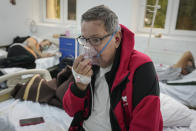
110;24;135;89
91;25;135;91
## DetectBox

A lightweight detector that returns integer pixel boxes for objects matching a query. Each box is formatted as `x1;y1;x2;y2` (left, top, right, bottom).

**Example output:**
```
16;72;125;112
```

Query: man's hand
73;55;93;90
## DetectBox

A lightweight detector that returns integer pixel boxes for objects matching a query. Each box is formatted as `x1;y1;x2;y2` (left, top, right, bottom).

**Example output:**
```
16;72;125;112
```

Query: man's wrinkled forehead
81;20;107;37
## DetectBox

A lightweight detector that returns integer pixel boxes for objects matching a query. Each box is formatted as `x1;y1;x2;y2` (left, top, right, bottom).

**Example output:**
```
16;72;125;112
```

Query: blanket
11;66;74;109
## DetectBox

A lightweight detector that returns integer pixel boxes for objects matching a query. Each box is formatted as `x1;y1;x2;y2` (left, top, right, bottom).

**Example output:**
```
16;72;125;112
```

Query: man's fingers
73;55;93;77
86;69;93;77
75;59;91;74
82;65;92;75
73;55;84;70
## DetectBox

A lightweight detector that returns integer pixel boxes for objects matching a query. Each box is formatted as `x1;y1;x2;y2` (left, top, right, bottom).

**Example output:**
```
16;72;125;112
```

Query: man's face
81;20;118;68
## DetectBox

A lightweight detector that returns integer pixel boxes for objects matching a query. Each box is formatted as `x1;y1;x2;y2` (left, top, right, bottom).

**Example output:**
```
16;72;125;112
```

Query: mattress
0;99;73;131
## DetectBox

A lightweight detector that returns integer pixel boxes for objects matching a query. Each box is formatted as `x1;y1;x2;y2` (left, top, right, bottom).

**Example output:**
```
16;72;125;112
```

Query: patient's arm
26;38;42;57
172;51;194;69
26;39;55;58
172;51;195;75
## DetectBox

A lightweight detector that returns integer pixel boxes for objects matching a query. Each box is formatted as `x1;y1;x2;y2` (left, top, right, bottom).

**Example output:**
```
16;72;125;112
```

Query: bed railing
0;69;52;102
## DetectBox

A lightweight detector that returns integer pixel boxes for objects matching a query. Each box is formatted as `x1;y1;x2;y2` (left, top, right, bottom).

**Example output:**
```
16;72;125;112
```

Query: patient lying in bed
0;37;57;69
23;37;55;58
157;51;195;82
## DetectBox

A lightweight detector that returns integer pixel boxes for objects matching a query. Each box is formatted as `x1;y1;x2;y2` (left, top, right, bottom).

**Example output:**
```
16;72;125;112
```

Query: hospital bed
0;42;61;75
0;69;72;131
156;64;196;130
155;64;196;108
0;69;196;131
0;69;52;102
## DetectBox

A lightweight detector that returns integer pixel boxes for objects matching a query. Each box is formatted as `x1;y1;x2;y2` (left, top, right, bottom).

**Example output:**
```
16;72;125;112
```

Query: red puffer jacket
63;24;163;131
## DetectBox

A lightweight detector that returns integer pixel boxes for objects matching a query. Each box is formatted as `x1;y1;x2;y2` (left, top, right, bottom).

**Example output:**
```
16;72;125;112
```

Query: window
139;0;196;36
175;0;196;31
68;0;76;20
46;0;60;20
144;0;168;29
43;0;76;23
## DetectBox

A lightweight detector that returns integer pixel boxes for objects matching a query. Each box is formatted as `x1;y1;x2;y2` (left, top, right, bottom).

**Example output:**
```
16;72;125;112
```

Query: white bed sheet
155;64;196;108
160;93;196;131
0;96;196;131
164;127;191;131
163;111;196;131
36;43;61;69
35;56;59;69
160;82;196;108
0;99;72;131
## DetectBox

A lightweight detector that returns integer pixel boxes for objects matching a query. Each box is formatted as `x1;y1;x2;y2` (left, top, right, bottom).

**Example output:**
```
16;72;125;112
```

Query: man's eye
90;38;100;43
78;38;86;44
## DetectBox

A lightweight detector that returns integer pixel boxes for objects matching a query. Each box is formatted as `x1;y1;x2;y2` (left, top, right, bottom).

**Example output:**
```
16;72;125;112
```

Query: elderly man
63;5;163;131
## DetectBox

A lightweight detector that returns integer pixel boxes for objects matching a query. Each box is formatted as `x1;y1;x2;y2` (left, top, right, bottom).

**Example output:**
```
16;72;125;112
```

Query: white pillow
0;49;7;59
160;93;193;127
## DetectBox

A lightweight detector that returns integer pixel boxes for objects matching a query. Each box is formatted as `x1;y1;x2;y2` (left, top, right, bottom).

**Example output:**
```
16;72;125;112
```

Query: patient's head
40;39;52;51
181;60;195;75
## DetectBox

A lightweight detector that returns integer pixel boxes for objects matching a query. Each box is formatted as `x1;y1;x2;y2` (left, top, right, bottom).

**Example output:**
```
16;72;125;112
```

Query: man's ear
114;31;122;48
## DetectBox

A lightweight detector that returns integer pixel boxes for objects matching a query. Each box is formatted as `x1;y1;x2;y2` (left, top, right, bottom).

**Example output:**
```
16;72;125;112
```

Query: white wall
0;0;36;45
0;0;136;44
135;35;196;65
76;0;133;30
0;0;196;65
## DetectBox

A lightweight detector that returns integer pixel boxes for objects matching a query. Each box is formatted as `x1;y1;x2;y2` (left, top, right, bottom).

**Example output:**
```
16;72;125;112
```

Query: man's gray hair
81;5;119;34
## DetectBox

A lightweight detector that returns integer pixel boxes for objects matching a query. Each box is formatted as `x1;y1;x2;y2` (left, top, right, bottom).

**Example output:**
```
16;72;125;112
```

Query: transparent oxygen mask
78;43;100;65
